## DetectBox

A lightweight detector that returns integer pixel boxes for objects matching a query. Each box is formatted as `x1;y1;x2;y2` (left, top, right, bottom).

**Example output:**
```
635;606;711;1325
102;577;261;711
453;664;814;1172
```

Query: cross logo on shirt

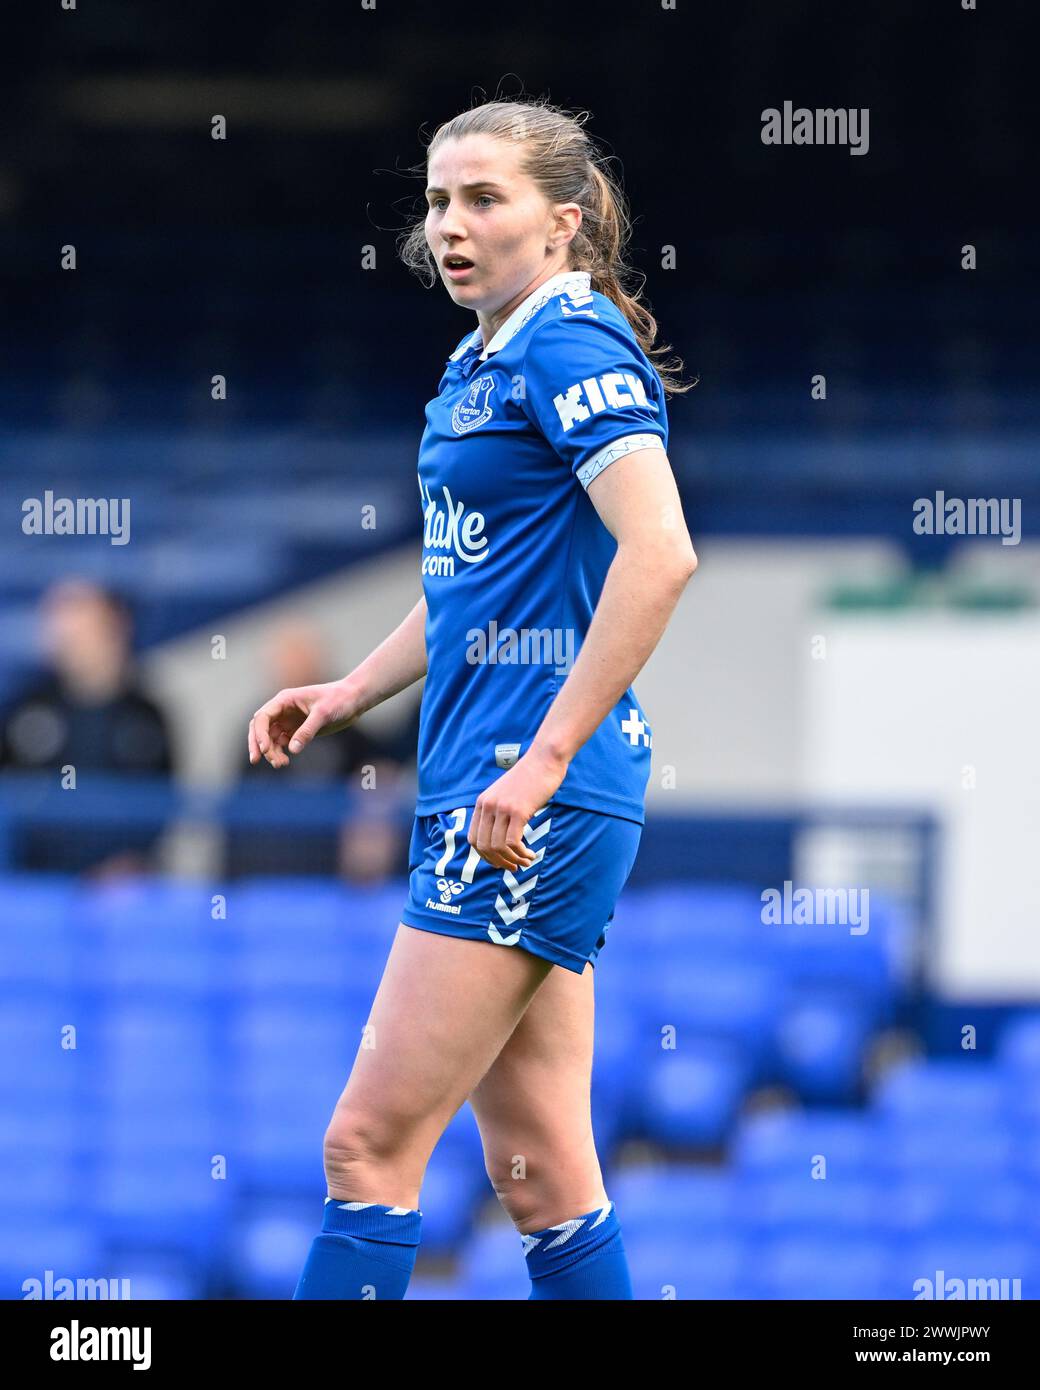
621;708;652;748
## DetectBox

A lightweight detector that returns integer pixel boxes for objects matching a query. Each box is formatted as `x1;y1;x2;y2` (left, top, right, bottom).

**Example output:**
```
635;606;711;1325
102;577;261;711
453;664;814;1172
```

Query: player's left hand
468;744;570;870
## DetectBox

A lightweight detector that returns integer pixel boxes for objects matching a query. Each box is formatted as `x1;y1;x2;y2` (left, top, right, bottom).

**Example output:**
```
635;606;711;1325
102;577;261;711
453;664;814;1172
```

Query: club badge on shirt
451;375;496;434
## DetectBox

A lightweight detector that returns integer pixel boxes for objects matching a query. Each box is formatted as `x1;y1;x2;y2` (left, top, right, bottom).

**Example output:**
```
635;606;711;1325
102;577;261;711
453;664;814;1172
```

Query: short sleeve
519;313;667;489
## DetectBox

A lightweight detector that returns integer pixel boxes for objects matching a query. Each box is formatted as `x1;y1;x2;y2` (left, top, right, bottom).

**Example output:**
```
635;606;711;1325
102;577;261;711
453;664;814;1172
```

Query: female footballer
248;96;697;1300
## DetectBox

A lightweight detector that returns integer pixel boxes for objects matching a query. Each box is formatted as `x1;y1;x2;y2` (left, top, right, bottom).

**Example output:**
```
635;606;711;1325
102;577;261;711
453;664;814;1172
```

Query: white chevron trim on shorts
437;808;535;883
501;868;539;900
487;810;551;945
491;893;528;926
523;819;552;846
488;904;525;942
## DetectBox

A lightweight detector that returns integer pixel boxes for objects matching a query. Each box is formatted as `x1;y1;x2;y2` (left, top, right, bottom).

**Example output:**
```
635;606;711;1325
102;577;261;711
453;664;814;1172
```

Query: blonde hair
398;96;695;398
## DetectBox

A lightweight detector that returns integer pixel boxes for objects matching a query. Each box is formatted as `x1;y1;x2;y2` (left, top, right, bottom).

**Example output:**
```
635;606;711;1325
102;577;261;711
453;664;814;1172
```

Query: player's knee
484;1137;605;1228
487;1174;536;1226
323;1107;395;1180
490;1177;591;1231
484;1154;556;1226
323;1101;433;1184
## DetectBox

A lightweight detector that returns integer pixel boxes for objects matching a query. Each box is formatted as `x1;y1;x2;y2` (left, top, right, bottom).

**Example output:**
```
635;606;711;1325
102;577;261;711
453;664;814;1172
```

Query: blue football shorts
399;799;643;974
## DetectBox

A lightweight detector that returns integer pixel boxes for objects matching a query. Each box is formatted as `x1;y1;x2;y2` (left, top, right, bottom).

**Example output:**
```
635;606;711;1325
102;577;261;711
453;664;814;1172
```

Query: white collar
448;270;592;362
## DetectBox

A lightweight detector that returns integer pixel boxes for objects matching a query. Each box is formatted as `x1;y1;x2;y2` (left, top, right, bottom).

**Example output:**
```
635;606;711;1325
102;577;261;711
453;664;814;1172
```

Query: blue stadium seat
997;1012;1040;1129
228;878;400;958
639;1040;754;1147
227;1000;360;1088
438;1102;486;1165
0;875;75;930
417;1146;489;1254
92;1096;227;1159
588;1004;642;1145
0;1097;78;1155
0;997;81;1105
97;1251;207;1300
872;1058;1011;1126
0;1222;108;1302
455;1222;530;1300
761;913;894;1026
772;987;876;1101
88;1154;229;1262
589;1096;629;1159
0;923;78;994
0;1150;81;1215
85;1001;222;1106
224;915;381;1001
228;1001;361;1190
746;1236;890;1299
887;1235;1033;1302
873;1176;1029;1239
77;880;227;998
625;883;766;956
0;881;80;1018
737;1173;878;1237
224;1196;319;1299
626;1233;747;1299
414;1104;490;1253
731;1106;880;1177
645;960;779;1078
231;1109;328;1192
608;1165;741;1236
604;887;769;1015
997;1011;1040;1070
875;1124;1017;1179
1012;1130;1040;1202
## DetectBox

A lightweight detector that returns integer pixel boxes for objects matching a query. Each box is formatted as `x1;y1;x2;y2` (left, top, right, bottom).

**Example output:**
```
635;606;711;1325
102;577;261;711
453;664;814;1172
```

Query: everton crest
451;375;496;434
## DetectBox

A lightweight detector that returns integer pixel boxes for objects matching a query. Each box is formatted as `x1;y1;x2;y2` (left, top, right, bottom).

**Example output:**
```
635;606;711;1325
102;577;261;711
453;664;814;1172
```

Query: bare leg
468;960;607;1233
322;924;553;1208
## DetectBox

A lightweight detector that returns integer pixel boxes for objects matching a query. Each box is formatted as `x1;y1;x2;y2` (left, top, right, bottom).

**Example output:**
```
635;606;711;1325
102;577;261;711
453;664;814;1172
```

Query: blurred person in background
227;619;417;880
0;577;175;875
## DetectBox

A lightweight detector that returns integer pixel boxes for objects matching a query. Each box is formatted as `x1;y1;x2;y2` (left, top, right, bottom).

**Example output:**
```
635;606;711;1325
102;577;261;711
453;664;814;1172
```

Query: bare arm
529;450;696;764
328;594;428;730
248;595;427;767
467;447;696;868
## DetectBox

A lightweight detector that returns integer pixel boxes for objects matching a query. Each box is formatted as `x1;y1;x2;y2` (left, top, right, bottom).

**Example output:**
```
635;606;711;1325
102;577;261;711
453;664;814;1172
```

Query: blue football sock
520;1200;633;1300
293;1198;423;1300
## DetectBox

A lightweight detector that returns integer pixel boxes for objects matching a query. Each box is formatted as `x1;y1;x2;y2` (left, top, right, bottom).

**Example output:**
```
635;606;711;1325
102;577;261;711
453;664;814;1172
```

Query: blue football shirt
415;269;669;825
